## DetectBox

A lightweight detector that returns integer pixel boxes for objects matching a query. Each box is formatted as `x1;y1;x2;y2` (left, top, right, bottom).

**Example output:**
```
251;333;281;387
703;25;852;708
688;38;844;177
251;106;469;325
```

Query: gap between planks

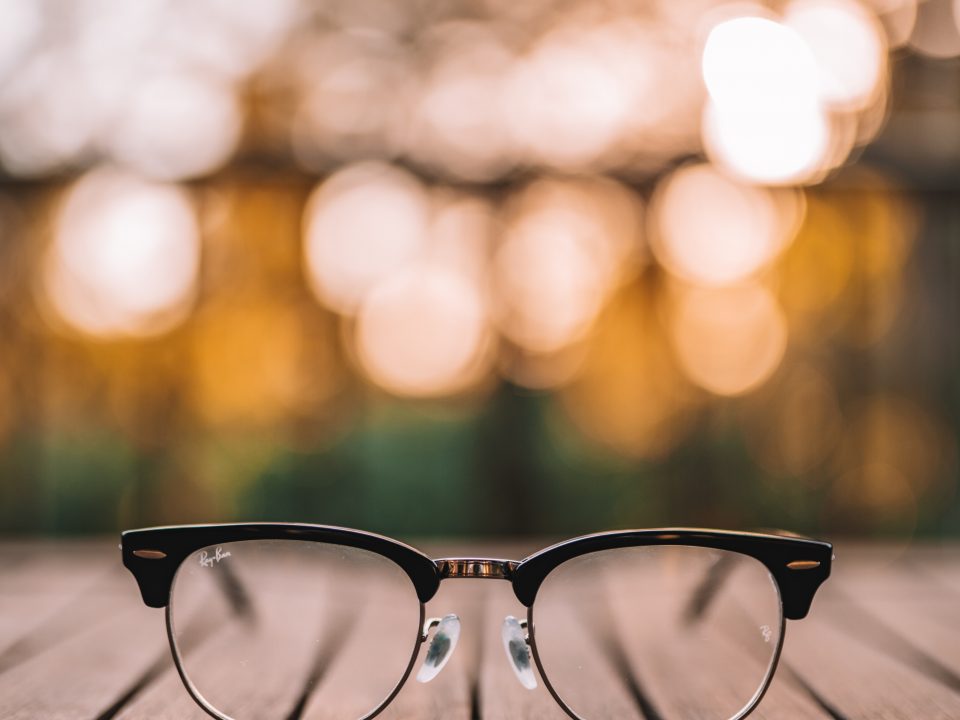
1;542;959;719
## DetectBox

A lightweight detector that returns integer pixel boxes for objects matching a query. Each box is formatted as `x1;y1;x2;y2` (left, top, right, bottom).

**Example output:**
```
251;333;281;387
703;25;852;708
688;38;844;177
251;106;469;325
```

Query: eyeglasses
121;524;832;720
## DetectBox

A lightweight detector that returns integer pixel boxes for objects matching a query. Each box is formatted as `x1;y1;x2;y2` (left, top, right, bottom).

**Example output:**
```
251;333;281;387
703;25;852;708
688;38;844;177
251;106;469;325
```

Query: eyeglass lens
531;545;783;720
168;539;421;720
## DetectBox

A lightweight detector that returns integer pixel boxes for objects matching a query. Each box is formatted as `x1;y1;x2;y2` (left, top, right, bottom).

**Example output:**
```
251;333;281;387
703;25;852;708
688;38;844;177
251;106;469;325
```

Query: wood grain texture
0;541;958;719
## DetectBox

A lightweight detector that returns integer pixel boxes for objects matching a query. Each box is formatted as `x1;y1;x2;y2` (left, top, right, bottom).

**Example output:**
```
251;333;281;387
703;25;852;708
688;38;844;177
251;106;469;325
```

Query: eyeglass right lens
168;539;421;720
530;545;783;720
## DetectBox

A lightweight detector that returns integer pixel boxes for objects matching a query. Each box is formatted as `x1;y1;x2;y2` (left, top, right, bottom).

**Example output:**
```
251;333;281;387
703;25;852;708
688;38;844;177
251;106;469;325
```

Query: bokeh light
703;99;831;186
409;23;515;181
505;24;632;169
851;85;890;147
498;343;589;391
600;19;705;170
0;0;297;178
669;282;789;396
702;15;821;110
0;49;103;176
291;34;411;167
910;0;960;57
192;300;319;428
842;396;957;500
493;177;644;354
701;14;832;184
170;0;301;79
0;0;951;543
0;0;40;83
865;0;918;47
43;168;200;339
742;364;843;477
777;192;856;328
302;162;431;315
355;266;492;397
827;394;957;534
106;72;242;180
650;163;803;286
426;192;494;287
562;284;698;460
785;0;887;111
780;176;916;344
493;214;605;354
847;178;918;279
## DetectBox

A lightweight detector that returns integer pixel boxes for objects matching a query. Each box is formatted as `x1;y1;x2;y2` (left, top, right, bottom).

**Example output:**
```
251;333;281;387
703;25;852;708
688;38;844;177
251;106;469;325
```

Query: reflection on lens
169;540;421;720
531;545;782;720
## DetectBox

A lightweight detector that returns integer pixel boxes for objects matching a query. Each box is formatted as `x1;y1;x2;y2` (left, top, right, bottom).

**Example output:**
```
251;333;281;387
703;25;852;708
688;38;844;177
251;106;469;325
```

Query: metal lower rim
165;600;426;720
525;602;787;720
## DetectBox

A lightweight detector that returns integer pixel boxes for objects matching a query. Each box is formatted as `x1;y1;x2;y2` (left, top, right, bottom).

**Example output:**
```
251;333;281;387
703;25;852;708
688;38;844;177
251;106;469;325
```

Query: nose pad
416;614;461;683
501;616;537;689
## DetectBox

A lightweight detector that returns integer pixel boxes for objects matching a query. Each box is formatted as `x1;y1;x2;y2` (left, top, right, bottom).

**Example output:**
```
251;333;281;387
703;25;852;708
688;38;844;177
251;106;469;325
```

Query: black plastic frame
123;523;441;607
122;523;832;720
513;528;832;619
123;523;831;619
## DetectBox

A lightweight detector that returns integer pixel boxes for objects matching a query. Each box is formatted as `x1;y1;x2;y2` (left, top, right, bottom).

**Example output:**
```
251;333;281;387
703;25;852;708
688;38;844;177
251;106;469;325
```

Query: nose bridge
435;557;518;581
430;558;537;692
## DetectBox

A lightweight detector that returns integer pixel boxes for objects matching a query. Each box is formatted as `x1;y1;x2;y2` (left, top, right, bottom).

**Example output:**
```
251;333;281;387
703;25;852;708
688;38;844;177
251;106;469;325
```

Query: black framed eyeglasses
121;523;832;720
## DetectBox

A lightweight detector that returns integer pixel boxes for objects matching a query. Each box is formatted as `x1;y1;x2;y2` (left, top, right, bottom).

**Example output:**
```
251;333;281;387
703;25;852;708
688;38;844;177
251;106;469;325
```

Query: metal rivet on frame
786;560;821;570
132;549;167;560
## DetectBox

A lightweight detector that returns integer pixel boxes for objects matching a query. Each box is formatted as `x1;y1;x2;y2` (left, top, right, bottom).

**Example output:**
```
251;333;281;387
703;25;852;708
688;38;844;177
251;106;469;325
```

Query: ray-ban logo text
199;547;232;568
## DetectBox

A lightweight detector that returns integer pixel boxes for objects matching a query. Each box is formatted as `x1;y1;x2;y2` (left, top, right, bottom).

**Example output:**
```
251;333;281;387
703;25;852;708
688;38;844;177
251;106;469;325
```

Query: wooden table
1;540;959;719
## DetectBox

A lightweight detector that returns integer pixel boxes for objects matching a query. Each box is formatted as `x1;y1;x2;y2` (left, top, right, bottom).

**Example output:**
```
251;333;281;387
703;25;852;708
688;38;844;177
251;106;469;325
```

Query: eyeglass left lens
168;539;421;720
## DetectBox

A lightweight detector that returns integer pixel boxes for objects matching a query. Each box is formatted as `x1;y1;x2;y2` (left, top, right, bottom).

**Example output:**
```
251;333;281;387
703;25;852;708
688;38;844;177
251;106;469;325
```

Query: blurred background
0;0;956;540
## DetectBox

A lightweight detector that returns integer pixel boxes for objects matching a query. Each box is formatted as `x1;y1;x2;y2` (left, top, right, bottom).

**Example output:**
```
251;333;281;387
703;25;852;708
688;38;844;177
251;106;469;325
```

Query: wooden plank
781;592;960;718
909;552;960;601
1;540;959;719
0;587;167;719
825;556;960;687
0;542;132;678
